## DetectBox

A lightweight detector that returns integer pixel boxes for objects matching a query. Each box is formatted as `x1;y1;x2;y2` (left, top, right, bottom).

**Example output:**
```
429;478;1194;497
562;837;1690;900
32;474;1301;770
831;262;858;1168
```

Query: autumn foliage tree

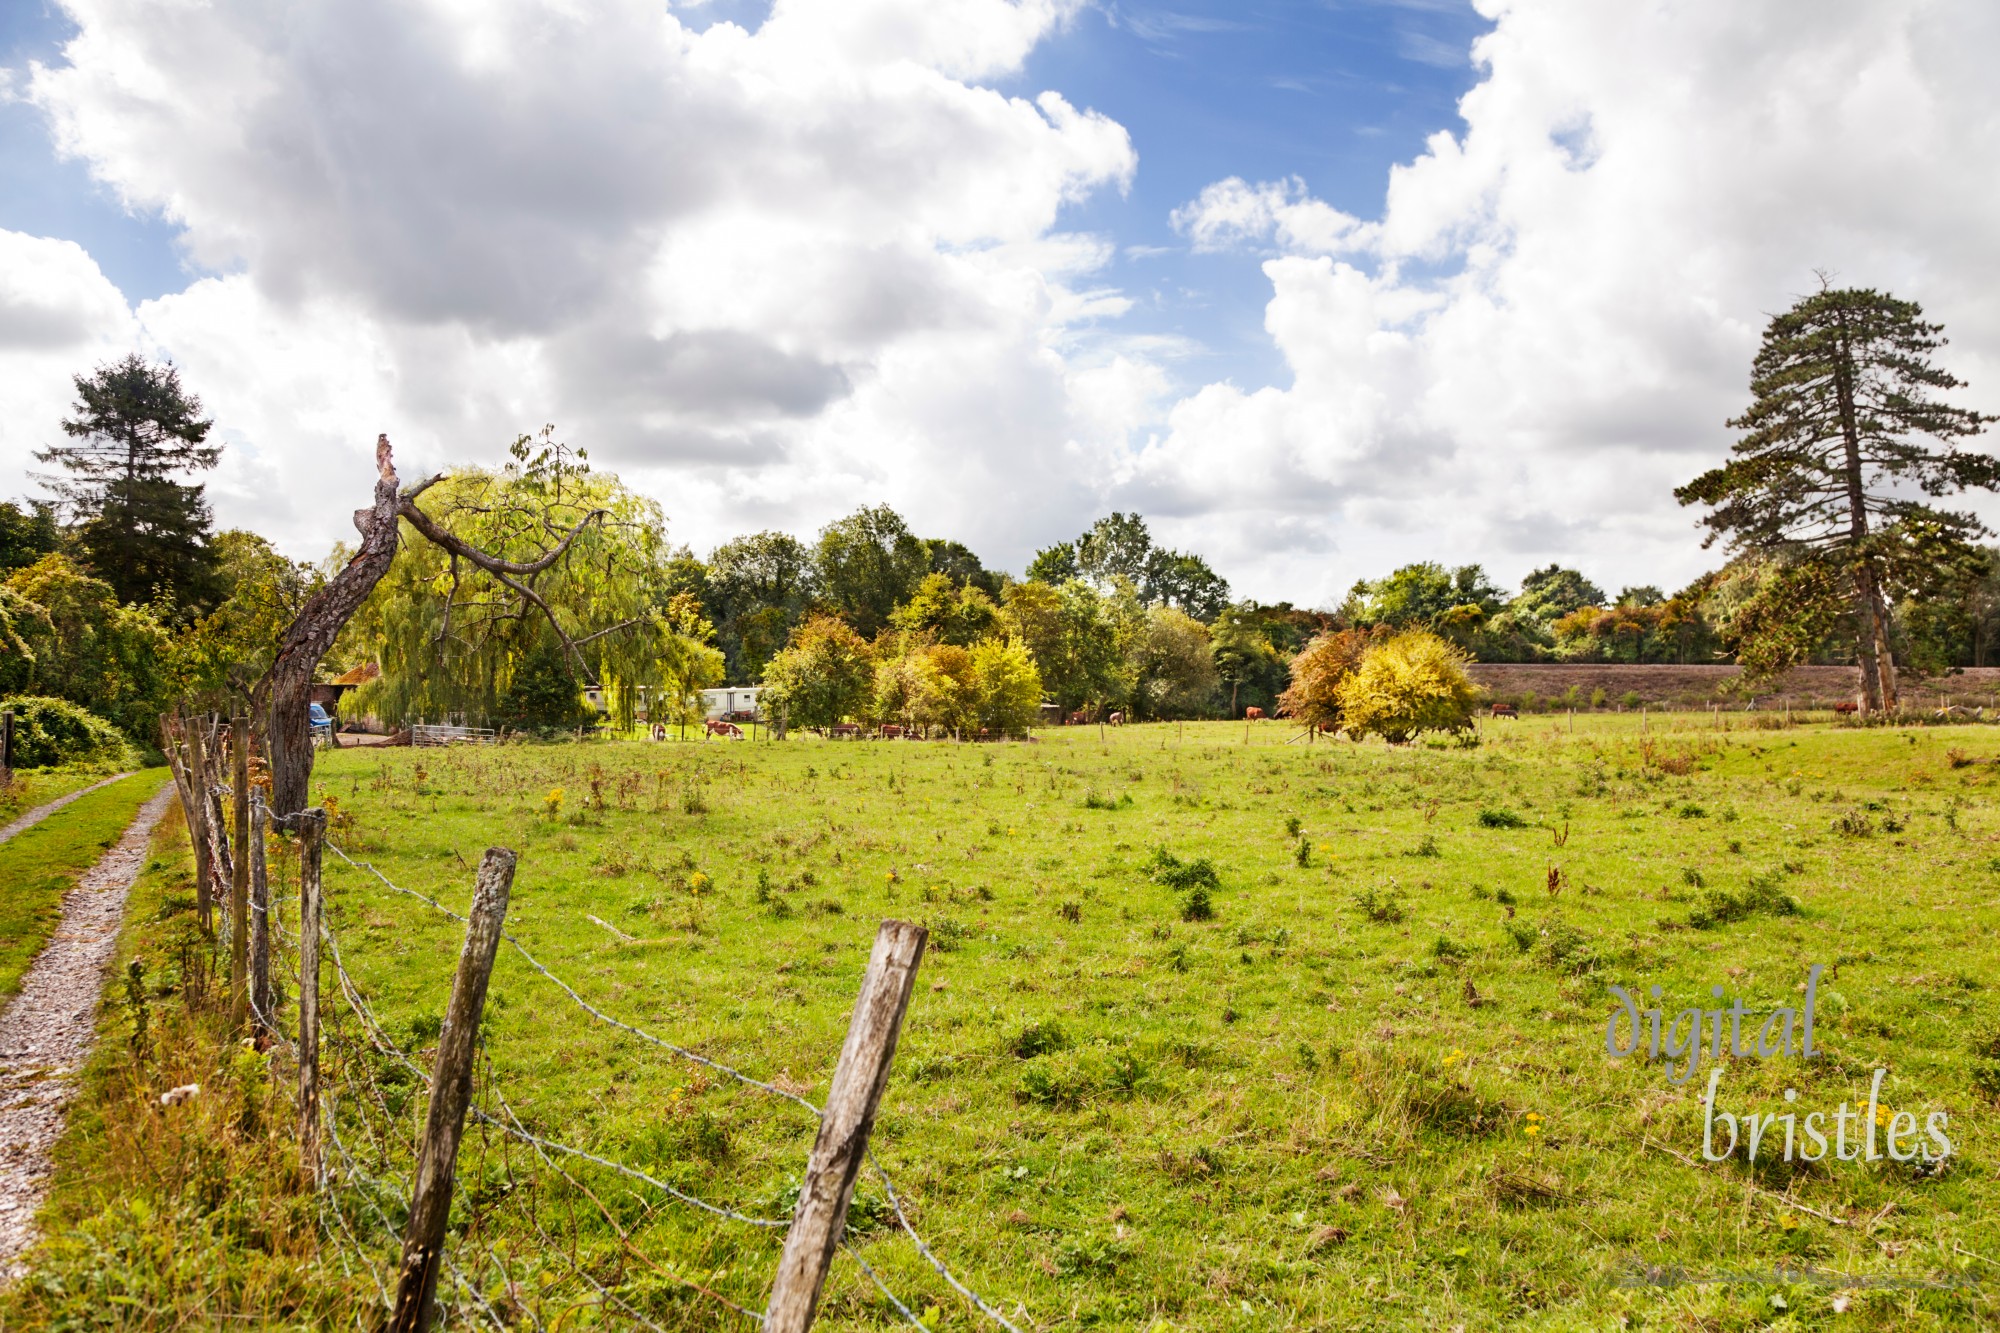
1276;628;1381;733
1334;629;1479;744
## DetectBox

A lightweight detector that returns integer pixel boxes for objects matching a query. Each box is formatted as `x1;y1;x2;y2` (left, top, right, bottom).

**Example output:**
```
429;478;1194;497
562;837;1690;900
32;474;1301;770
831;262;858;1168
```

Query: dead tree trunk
264;436;406;818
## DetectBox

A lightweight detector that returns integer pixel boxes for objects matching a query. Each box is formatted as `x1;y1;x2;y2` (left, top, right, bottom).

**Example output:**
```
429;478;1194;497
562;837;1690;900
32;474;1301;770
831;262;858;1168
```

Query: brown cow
1244;706;1264;720
1490;704;1518;719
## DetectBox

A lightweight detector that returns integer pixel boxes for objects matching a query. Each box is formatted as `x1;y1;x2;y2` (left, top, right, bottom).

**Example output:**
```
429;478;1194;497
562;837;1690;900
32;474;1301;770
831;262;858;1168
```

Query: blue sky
1004;1;1492;386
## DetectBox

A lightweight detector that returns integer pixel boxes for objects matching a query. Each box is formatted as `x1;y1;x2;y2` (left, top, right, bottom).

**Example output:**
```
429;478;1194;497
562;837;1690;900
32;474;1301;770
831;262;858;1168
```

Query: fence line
192;775;1008;1330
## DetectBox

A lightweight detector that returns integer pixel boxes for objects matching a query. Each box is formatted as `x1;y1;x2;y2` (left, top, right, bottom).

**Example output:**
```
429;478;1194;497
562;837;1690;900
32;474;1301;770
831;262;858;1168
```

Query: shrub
1334;629;1480;743
1478;808;1527;829
0;695;130;768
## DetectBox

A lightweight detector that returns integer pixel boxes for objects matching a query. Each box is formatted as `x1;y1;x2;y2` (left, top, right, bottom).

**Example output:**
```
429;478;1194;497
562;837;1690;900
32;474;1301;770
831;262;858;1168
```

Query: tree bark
264;436;404;817
1832;307;1891;715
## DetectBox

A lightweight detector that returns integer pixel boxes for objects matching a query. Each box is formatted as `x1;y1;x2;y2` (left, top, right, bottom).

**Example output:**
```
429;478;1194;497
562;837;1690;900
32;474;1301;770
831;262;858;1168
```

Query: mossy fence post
296;807;327;1186
229;712;251;1032
249;797;273;1035
765;918;927;1333
388;847;516;1333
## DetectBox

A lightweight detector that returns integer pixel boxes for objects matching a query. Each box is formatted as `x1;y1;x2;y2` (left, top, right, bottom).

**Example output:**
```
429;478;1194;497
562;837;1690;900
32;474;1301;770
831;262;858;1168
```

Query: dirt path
0;773;136;848
0;784;176;1280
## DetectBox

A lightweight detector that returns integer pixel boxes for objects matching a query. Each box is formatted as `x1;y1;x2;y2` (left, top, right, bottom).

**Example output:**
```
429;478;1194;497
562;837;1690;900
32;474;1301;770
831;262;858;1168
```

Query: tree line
2;278;1994;763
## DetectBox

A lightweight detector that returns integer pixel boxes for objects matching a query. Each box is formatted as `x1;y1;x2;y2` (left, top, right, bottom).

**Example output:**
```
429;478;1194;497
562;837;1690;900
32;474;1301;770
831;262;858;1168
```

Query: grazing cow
1108;712;1125;726
880;723;905;739
1244;706;1264;721
830;723;861;738
704;719;744;739
1490;704;1518;719
649;723;668;741
1833;701;1859;716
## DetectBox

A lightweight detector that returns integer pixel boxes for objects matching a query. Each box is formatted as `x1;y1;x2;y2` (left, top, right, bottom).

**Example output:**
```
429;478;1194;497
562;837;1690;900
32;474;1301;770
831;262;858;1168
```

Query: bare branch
398;493;610;577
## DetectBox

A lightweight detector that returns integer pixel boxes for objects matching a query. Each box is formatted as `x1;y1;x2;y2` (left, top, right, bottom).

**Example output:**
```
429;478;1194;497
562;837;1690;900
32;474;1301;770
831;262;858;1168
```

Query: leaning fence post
765;919;927;1333
388;848;516;1333
229;713;251;1031
296;808;327;1185
249;796;273;1034
186;716;215;932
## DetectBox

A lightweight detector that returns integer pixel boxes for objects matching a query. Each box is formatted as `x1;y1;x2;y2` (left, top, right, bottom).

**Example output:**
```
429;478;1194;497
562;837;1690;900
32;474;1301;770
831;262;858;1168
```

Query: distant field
22;717;2000;1329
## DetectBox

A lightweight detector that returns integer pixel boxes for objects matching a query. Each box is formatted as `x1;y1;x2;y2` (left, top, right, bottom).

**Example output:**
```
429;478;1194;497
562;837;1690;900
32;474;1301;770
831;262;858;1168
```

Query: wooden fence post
229;714;251;1032
765;919;927;1333
296;808;327;1186
249;797;273;1034
2;707;14;772
184;715;213;932
388;848;516;1333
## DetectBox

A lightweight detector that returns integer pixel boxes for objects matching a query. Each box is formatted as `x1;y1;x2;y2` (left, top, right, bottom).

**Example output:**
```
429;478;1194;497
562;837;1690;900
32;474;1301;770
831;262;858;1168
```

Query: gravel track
0;784;176;1280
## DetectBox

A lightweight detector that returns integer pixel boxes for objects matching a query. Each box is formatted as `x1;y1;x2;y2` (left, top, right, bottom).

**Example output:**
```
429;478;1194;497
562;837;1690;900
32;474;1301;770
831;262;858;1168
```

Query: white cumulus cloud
3;0;1136;563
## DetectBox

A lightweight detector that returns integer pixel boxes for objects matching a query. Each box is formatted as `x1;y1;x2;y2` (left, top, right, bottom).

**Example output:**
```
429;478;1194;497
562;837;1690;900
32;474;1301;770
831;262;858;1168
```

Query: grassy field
12;718;2000;1329
0;769;167;1004
0;764;131;831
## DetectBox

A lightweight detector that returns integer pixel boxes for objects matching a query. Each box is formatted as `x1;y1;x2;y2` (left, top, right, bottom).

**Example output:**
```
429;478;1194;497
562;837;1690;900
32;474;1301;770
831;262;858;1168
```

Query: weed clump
1534;918;1598;974
1147;848;1220;921
1353;885;1407;924
1011;1018;1071;1059
1686;873;1801;929
1083;790;1133;810
922;916;974;951
1478;809;1527;829
1431;934;1472;962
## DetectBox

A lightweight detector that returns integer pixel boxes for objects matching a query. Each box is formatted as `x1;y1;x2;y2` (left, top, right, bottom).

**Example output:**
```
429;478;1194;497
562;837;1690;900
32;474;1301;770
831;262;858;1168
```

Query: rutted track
0;784;175;1279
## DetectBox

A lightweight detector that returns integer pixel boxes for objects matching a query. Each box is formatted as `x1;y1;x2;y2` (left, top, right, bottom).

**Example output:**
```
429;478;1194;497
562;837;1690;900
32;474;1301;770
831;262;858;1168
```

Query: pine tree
1676;284;1998;713
37;354;223;610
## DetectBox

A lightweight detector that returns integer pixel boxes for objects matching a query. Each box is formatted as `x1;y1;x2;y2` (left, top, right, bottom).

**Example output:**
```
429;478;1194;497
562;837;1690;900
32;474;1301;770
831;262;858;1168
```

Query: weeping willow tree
336;432;707;730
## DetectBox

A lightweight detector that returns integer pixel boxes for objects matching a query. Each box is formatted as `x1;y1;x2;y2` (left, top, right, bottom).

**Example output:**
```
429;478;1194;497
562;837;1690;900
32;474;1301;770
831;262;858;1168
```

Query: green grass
17;718;2000;1328
0;769;166;1003
0;763;129;830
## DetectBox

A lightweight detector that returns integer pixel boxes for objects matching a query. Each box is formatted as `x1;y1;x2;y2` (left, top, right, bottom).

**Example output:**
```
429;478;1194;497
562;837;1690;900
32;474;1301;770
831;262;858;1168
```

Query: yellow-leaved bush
1333;628;1480;743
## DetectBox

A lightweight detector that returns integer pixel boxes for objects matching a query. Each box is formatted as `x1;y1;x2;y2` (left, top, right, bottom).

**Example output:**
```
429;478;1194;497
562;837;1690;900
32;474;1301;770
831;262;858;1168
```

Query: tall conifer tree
38;353;223;610
1676;284;1997;712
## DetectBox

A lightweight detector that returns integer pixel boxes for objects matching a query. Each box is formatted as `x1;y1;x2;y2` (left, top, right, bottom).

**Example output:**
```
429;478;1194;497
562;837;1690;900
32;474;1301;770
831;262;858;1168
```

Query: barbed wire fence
157;708;1022;1332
